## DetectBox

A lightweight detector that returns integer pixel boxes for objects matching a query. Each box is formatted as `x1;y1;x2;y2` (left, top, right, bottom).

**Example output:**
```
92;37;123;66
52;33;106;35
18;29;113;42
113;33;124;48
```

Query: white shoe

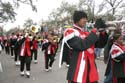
34;60;37;64
15;61;20;66
49;67;52;70
66;65;69;68
17;61;20;65
26;71;30;78
26;71;30;76
15;62;18;65
45;69;49;72
20;71;24;76
11;56;14;58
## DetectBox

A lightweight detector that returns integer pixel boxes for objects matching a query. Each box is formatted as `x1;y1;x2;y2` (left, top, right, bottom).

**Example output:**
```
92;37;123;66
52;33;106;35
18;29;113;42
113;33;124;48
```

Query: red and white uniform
59;24;108;83
20;37;31;56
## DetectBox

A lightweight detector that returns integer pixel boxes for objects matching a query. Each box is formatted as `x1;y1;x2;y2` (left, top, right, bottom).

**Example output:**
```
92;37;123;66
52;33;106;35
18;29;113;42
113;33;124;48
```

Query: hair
73;10;88;23
12;33;14;35
32;36;36;40
113;29;121;41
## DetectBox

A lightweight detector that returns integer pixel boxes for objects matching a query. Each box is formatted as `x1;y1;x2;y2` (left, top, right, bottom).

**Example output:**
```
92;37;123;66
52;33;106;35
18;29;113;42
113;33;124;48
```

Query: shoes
34;60;38;64
45;69;49;72
66;65;70;68
20;71;30;78
15;61;20;66
49;67;52;70
20;71;24;76
25;71;30;78
15;62;18;65
11;56;14;58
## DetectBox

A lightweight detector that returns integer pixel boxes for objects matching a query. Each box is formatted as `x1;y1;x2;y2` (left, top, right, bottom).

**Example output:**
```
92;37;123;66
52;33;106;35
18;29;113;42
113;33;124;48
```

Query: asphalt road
0;49;106;83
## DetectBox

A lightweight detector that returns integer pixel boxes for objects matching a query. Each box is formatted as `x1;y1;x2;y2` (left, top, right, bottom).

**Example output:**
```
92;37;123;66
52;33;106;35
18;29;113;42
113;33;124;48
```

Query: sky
1;0;104;31
1;0;79;31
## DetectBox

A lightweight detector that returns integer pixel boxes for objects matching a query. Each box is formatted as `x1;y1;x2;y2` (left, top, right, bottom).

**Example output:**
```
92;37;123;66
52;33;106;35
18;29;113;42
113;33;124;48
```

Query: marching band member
3;37;10;55
14;33;22;66
31;36;38;63
42;35;57;72
59;10;108;83
110;30;125;83
19;32;33;78
10;33;17;58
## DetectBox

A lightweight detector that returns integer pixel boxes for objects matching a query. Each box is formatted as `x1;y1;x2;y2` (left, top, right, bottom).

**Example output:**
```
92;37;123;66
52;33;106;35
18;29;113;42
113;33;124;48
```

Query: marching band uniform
10;34;17;58
14;34;21;65
59;24;108;83
58;35;71;67
42;37;57;71
3;38;10;55
110;35;125;83
19;34;32;78
31;36;38;63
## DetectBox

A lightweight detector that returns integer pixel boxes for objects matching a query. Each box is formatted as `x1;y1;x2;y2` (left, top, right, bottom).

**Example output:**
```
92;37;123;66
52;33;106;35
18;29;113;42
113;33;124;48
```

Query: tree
0;2;16;22
47;1;77;28
12;0;37;12
0;0;37;23
78;0;96;22
105;0;123;15
23;18;36;28
98;0;124;20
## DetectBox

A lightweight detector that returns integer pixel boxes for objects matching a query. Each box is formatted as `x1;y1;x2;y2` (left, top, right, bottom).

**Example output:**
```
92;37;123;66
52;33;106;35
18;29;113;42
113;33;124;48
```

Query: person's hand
91;28;97;33
91;28;100;36
25;33;28;38
96;31;100;36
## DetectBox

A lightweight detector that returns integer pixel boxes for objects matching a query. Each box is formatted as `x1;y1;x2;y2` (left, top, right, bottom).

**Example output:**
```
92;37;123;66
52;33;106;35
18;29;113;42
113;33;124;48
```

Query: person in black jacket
10;33;17;58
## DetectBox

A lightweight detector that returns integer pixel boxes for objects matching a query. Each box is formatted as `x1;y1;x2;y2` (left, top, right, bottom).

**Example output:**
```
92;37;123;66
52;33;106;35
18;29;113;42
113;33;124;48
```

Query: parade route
0;50;106;83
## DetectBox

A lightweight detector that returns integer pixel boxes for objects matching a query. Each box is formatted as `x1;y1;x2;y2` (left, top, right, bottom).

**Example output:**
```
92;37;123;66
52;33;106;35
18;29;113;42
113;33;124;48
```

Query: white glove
25;33;28;38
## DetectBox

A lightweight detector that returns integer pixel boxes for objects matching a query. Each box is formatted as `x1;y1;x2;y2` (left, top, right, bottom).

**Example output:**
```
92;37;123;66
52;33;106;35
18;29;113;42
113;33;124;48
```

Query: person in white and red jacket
59;10;108;83
110;30;125;83
42;35;57;72
19;33;33;78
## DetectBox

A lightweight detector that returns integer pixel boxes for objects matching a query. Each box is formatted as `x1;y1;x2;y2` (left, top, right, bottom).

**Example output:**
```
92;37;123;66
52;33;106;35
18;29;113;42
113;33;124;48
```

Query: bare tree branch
114;0;123;8
113;0;117;6
105;0;113;7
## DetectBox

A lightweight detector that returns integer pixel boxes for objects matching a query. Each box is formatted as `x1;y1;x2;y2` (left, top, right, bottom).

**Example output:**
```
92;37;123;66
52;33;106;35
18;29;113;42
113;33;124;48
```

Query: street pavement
0;49;106;83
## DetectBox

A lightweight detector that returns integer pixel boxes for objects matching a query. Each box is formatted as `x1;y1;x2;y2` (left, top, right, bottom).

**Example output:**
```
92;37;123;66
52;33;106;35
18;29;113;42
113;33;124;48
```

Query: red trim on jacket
20;37;31;56
33;40;38;50
73;26;99;82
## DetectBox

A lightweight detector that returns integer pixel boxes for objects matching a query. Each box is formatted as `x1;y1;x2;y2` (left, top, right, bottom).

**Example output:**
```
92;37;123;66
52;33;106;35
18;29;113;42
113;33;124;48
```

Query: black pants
117;77;125;83
20;56;31;72
10;47;14;56
45;54;55;69
31;49;38;60
14;49;20;61
65;55;70;65
5;46;10;55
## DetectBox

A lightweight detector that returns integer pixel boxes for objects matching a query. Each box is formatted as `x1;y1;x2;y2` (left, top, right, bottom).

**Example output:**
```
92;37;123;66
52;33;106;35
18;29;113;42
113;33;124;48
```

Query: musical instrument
36;35;43;42
31;25;36;33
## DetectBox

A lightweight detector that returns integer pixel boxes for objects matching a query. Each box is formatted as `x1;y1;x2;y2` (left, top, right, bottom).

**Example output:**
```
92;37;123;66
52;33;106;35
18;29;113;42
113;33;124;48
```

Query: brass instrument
52;36;58;43
31;25;36;33
36;35;43;42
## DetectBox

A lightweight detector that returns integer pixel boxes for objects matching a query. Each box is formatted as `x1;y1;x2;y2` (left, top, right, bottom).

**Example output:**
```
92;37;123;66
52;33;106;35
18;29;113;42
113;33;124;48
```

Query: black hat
94;18;107;29
73;10;88;23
